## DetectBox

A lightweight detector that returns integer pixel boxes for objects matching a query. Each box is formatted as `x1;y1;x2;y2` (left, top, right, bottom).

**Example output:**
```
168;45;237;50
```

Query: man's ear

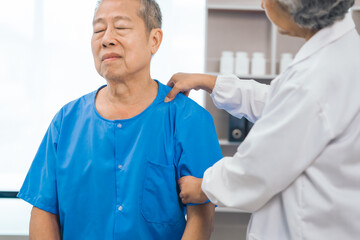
149;28;163;55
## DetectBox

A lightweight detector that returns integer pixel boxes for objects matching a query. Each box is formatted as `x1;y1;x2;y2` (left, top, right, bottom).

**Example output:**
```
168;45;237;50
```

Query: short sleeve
174;101;223;182
17;113;61;215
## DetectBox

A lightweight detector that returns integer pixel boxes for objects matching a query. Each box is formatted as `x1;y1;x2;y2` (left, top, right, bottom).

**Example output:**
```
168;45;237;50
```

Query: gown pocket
141;160;184;224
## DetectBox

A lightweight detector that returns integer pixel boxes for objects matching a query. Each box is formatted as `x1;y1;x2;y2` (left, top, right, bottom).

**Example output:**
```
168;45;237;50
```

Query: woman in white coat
165;0;360;239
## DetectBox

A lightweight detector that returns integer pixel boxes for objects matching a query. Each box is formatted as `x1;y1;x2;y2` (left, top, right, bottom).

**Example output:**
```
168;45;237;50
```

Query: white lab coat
202;14;360;240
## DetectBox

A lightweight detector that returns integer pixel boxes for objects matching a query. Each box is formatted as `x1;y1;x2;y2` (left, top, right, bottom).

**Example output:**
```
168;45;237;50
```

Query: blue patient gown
18;80;223;240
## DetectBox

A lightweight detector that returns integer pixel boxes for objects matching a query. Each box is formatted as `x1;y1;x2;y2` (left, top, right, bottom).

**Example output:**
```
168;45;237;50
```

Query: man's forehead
93;0;140;24
95;0;141;13
93;15;132;25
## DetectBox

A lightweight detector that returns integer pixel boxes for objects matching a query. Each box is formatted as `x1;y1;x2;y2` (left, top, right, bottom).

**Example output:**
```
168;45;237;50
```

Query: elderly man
17;0;222;239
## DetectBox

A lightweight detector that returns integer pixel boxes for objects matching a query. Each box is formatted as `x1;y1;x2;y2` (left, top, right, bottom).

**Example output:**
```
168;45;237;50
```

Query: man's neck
95;74;159;120
106;76;156;104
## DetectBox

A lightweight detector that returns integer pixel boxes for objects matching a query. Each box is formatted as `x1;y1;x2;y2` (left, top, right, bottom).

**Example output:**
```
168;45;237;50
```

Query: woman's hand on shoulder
164;73;217;102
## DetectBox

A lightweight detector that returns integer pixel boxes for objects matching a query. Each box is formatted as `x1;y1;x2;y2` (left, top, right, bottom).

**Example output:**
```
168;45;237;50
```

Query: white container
235;51;250;76
251;52;266;76
280;53;293;73
220;51;234;74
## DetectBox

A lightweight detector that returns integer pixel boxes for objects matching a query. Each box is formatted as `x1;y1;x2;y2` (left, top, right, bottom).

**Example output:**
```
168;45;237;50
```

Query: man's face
91;0;155;80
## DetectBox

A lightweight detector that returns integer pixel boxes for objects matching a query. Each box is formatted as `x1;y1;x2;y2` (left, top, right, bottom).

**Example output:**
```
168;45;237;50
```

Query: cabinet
206;1;360;239
205;0;360;143
353;1;360;34
205;0;306;145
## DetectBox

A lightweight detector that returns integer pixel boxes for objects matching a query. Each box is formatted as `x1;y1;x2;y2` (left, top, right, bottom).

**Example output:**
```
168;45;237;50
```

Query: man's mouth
102;53;122;62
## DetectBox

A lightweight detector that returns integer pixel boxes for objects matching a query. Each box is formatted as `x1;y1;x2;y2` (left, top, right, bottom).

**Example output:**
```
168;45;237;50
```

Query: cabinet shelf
208;72;276;81
207;4;263;12
208;3;360;12
238;74;276;80
216;207;246;213
219;139;240;146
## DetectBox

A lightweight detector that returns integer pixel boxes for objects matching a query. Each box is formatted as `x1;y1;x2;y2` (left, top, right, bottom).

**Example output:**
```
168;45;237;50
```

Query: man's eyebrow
93;16;132;25
114;16;132;22
93;18;104;25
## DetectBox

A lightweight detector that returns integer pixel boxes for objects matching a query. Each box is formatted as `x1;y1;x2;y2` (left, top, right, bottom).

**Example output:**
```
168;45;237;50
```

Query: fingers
178;177;188;204
165;86;181;103
178;176;184;186
167;79;175;88
167;73;181;88
181;197;190;205
165;73;193;102
179;192;190;205
165;85;191;102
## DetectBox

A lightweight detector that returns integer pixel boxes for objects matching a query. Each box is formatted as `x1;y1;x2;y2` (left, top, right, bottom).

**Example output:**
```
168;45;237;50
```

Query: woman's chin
277;28;291;36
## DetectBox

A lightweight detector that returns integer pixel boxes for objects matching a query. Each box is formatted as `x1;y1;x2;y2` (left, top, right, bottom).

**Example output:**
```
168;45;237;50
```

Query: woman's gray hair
277;0;354;30
96;0;162;32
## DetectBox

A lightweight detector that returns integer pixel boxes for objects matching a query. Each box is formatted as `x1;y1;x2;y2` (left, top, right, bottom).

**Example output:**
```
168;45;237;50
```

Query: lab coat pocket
141;160;184;224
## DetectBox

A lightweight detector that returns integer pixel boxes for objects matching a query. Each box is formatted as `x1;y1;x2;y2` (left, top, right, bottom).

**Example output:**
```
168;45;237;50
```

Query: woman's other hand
164;73;217;102
178;176;209;204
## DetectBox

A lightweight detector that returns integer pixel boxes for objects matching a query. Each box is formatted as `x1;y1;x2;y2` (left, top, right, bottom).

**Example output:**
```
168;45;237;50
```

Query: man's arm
181;203;215;240
30;207;60;240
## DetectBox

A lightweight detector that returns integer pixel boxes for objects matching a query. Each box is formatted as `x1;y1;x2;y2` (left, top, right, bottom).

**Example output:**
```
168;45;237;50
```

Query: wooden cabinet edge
206;72;276;81
216;207;247;213
207;4;264;12
219;139;240;146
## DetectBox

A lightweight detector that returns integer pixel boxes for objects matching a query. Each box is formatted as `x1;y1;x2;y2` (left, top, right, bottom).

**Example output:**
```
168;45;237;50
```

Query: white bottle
235;51;250;76
280;53;293;73
251;52;266;76
220;51;234;74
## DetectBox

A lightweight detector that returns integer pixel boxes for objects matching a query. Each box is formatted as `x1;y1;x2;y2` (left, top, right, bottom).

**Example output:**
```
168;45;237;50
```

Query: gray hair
96;0;162;32
277;0;354;30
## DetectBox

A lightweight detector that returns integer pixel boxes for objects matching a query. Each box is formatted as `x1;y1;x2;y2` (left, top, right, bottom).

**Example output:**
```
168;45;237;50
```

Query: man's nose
102;28;116;47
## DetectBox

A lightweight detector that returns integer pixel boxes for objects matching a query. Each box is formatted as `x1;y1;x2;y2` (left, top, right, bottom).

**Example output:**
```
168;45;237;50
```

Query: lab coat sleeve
202;83;334;212
210;74;270;122
17;112;61;215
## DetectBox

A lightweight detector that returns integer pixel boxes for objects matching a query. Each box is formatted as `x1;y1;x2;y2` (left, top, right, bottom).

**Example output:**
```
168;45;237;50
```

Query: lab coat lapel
290;13;356;67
